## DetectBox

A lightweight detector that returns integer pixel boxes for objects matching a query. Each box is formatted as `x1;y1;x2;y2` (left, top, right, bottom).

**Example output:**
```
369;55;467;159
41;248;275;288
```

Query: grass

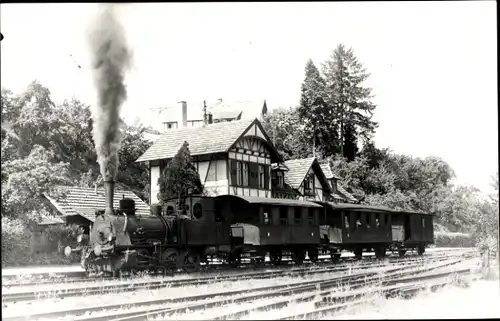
2;263;396;319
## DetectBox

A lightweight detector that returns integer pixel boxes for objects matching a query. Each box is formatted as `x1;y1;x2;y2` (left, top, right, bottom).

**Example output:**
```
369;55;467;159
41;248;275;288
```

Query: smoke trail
87;5;131;181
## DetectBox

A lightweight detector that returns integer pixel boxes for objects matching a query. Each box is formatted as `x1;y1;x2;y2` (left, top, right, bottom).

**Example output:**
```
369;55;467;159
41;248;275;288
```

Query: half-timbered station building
136;118;284;203
136;110;358;206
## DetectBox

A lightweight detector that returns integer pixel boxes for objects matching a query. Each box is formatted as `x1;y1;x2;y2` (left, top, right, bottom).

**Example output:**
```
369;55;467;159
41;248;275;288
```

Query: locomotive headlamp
76;234;83;243
94;244;102;256
108;234;114;242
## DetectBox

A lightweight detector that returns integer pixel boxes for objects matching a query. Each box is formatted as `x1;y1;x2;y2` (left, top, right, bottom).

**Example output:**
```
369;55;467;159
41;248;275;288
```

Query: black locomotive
65;181;434;276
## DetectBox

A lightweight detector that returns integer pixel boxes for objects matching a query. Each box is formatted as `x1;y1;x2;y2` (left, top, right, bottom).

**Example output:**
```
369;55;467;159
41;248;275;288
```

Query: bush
434;231;475;248
1;217;81;267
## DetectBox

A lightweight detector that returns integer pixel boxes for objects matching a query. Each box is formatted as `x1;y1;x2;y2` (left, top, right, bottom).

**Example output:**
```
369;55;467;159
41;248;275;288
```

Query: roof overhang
314;201;395;213
216;195;322;208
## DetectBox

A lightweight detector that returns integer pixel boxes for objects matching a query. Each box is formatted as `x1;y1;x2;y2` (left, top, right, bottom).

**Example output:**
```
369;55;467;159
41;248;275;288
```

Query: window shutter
230;159;237;186
249;162;259;188
264;165;270;190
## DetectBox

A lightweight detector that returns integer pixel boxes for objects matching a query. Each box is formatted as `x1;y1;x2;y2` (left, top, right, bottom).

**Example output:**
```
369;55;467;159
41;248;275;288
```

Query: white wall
150;165;160;204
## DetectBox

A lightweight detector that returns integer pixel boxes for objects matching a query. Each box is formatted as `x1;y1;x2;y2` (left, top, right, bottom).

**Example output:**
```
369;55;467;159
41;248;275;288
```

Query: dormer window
331;178;338;193
303;174;315;196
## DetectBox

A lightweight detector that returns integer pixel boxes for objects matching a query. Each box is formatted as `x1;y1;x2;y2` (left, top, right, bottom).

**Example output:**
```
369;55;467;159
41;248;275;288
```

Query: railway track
2;253;471;303
2;257;470;321
212;267;475;320
2;250;474;288
0;258;436;303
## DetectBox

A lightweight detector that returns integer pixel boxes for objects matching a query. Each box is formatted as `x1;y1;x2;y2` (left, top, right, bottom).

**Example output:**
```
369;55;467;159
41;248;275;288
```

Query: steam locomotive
65;181;434;276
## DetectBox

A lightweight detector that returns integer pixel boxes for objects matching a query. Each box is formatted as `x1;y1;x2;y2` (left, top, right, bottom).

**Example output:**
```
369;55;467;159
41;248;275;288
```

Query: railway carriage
215;195;322;265
315;202;394;259
390;210;434;256
314;202;435;259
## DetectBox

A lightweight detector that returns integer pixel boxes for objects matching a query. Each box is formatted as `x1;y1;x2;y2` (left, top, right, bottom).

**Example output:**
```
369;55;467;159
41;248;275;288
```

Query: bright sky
1;2;497;194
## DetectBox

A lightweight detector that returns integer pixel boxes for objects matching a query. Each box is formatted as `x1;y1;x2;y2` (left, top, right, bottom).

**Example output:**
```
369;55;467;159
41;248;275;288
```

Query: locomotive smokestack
104;180;115;215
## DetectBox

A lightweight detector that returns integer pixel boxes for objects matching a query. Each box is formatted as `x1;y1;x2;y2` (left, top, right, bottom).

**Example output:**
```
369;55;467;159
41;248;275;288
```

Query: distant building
148;100;269;133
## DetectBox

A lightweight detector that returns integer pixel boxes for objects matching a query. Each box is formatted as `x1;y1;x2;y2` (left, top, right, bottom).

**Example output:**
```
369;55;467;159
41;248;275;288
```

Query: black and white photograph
1;1;498;320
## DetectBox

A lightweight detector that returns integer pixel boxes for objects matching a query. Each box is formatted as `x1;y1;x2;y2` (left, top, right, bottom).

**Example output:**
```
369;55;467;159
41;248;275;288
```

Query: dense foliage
1;81;153;265
157;141;204;204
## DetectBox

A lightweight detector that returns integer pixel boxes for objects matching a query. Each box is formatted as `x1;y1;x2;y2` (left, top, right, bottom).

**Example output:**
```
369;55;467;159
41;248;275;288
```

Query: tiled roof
217;195;322;208
38;216;65;226
283;157;316;189
44;185;152;223
337;185;359;203
331;193;346;201
319;163;341;180
213;110;243;120
136;119;256;162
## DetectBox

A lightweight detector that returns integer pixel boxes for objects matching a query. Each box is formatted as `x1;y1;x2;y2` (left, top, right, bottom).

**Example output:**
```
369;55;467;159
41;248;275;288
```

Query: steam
88;4;131;181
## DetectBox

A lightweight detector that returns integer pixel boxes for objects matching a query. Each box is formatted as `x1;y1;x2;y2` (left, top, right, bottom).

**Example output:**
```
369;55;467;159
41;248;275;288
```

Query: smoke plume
88;5;131;181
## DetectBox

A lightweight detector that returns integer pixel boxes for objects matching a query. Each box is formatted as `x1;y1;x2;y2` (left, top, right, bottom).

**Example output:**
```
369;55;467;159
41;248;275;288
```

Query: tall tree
158;141;203;206
116;124;153;202
261;107;312;160
322;44;378;161
297;59;339;157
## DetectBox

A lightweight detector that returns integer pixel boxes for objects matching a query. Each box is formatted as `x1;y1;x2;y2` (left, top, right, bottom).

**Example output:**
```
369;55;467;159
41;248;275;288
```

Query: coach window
263;212;270;225
355;212;362;229
307;208;315;225
375;213;380;228
366;213;372;229
279;207;288;225
294;207;302;225
421;216;425;228
193;203;202;219
344;212;350;229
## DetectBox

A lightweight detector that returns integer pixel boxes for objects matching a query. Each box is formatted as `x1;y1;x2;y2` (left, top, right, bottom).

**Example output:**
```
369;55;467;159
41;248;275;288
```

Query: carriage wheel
354;249;363;260
181;250;201;273
292;250;306;265
398;249;407;257
270;250;283;265
162;248;179;269
330;249;341;263
375;247;387;259
229;252;242;267
417;245;425;256
308;249;319;263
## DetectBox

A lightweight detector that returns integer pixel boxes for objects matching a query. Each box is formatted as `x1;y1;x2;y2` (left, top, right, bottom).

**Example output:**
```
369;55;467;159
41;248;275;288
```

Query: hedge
434;231;475;248
2;217;81;267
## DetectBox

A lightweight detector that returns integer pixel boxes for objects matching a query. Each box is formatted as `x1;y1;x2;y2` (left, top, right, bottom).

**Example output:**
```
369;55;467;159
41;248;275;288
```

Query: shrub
1;217;80;267
434;231;475;248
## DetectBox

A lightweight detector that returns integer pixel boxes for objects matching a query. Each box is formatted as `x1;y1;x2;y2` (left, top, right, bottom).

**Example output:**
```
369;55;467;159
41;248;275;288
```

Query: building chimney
104;180;115;215
178;101;187;128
